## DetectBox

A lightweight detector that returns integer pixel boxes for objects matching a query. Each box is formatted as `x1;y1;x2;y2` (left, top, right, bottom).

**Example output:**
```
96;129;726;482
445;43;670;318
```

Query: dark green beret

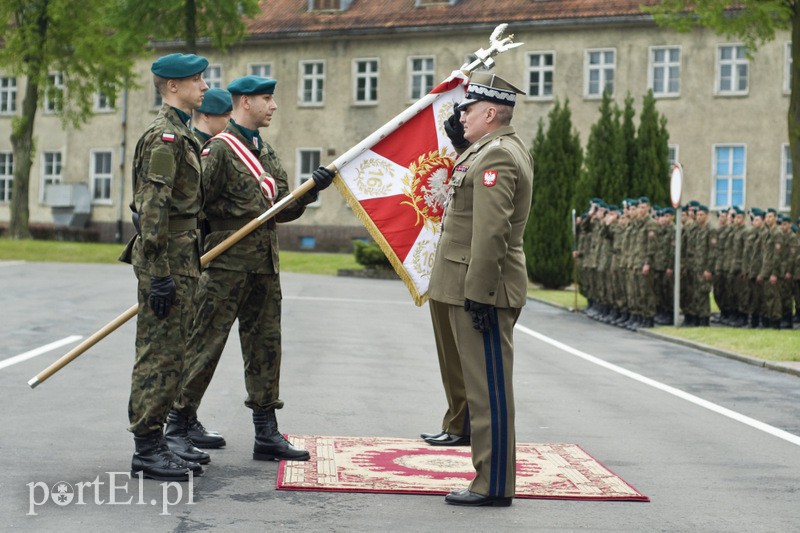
766;207;777;214
151;53;208;79
628;199;639;207
681;205;689;212
227;75;277;95
638;196;650;204
688;200;700;207
751;208;764;217
698;205;709;212
792;224;798;233
663;207;675;215
197;88;232;115
608;204;618;211
734;207;744;215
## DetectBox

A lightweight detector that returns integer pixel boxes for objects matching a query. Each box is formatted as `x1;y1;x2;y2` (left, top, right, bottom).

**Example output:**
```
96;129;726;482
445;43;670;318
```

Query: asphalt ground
1;261;799;532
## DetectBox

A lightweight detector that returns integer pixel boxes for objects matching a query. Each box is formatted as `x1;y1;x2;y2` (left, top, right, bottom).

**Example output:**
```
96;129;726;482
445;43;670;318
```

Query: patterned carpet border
276;435;649;502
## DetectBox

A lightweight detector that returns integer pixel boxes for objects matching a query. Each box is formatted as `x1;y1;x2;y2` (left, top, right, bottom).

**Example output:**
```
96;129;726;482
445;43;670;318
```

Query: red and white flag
334;71;468;306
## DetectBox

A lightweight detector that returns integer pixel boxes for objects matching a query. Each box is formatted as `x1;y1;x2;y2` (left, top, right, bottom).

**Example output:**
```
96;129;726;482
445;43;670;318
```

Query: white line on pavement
0;335;83;371
515;324;800;447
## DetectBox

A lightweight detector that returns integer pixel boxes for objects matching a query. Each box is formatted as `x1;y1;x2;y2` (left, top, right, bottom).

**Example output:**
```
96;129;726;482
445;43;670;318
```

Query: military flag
333;71;469;306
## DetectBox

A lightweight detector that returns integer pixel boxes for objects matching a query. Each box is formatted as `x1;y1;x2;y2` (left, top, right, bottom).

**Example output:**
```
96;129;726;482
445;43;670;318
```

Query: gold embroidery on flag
401;148;455;231
354;158;394;196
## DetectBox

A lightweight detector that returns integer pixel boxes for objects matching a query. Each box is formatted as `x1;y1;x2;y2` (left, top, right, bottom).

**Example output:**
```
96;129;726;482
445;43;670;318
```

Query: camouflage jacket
200;121;318;273
121;104;203;278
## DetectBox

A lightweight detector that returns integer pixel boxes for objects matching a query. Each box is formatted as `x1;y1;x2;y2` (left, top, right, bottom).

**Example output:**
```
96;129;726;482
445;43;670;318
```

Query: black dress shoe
445;489;512;507
423;432;470;446
420;430;446;440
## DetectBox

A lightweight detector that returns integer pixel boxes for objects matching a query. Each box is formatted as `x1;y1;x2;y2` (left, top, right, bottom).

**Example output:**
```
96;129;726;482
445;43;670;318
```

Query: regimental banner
334;72;469;306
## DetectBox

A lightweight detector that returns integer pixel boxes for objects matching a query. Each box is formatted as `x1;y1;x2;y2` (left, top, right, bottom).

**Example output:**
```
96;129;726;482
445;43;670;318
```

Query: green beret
751;208;764;217
766;207;777;214
792;224;798;233
628;199;639;207
688;200;700;207
734;207;744;215
151;53;208;79
638;196;650;204
197;88;232;115
697;205;709;212
608;204;618;211
663;207;675;215
681;205;689;212
227;75;277;95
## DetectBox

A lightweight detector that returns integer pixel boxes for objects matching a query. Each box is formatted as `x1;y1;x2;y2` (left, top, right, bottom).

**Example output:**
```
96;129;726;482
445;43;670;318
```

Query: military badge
162;133;176;143
201;147;210;156
483;170;497;187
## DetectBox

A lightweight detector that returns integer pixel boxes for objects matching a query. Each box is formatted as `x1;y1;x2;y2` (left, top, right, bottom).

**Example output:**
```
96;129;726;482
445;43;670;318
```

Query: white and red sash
212;132;276;201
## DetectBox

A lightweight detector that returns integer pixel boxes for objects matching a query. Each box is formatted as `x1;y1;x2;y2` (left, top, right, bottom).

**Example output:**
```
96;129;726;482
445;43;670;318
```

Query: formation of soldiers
574;197;800;330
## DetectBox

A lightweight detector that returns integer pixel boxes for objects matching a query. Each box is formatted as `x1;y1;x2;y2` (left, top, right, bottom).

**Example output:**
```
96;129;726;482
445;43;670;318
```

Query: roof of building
245;0;660;39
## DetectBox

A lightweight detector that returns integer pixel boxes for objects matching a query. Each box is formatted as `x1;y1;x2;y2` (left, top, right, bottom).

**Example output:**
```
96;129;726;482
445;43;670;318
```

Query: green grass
0;238;360;275
654;326;800;362
527;286;797;362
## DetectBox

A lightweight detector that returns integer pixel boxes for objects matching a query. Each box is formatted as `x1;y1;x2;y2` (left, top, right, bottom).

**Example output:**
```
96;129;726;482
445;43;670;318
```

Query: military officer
192;87;232;143
121;53;209;481
171;76;334;463
428;72;533;507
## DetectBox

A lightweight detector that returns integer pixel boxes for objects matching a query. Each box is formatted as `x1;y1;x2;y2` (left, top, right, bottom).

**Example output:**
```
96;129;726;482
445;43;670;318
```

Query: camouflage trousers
762;279;782;321
173;267;284;415
128;270;199;436
684;270;711;318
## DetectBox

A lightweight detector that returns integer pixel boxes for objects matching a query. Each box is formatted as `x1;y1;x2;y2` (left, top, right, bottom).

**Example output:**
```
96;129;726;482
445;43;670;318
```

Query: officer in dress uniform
171;76;335;463
121;53;209;481
428;72;533;507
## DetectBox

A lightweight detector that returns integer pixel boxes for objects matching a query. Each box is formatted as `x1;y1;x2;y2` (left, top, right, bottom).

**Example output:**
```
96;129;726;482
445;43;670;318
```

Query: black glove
311;166;335;191
464;298;496;333
444;107;470;151
149;276;176;319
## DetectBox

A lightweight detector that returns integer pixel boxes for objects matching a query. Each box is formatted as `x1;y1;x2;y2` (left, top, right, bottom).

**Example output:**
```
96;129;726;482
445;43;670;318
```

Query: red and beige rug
276;435;648;502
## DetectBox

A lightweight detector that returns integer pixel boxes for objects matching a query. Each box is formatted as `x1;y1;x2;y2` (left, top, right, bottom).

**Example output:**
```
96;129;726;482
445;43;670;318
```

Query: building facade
0;0;793;248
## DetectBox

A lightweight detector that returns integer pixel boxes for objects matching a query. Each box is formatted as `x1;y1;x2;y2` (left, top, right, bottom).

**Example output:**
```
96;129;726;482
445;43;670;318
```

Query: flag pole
28;23;522;389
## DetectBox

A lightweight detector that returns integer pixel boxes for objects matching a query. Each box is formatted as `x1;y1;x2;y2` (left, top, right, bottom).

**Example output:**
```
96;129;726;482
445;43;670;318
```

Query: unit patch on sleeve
483;170;497;187
162;133;176;143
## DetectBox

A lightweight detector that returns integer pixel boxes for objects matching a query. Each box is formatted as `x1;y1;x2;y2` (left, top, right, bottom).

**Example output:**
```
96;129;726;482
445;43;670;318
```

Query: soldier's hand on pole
464;298;496;333
149;276;176;319
444;107;470;151
311;166;336;191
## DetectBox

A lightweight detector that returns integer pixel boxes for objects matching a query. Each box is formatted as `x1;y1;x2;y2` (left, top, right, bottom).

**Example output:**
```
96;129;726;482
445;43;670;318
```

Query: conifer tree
634;90;670;205
621;93;637;196
526;99;582;288
578;91;626;209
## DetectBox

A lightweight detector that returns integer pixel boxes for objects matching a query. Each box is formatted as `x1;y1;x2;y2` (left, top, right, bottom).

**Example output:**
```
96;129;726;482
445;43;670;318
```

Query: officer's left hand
464;298;496;333
312;166;336;191
149;276;177;319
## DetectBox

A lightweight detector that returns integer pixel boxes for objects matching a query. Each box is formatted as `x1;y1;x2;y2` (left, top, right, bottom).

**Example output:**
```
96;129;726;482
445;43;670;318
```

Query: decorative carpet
276;435;649;502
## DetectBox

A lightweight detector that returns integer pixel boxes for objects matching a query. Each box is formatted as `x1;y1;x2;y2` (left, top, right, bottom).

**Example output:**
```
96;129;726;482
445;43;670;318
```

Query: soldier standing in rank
727;207;748;327
758;208;783;328
192;88;232;144
711;208;730;323
629;197;658;329
653;207;675;325
169;76;335;462
778;215;796;328
120;53;209;481
428;72;532;507
744;209;767;328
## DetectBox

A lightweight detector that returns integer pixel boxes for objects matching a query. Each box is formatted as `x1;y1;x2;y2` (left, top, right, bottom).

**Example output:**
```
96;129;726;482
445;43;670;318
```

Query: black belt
168;218;199;232
208;218;252;232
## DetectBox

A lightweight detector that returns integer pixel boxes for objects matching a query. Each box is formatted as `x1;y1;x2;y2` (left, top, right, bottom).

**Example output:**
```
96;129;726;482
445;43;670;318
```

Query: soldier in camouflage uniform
711;209;731;323
171;76;334;462
744;209;767;328
792;219;800;326
120;53;209;481
727;207;748;327
778;215;796;328
191;87;232;144
758;208;783;328
683;205;714;326
653;207;675;325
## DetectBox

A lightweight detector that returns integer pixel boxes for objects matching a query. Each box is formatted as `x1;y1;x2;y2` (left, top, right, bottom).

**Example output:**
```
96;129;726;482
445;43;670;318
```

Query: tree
0;0;146;238
621;93;638;193
525;99;583;288
122;0;261;53
644;0;798;217
577;91;627;208
633;90;671;204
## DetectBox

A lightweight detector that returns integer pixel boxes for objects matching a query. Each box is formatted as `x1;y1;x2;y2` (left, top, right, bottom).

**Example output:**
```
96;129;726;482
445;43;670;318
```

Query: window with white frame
716;44;748;95
297;149;322;207
668;144;679;167
354;59;379;104
0;152;12;203
249;63;272;78
95;92;114;112
1;77;16;114
713;145;745;207
203;65;222;89
785;42;792;95
409;56;435;100
585;49;615;98
41;151;63;201
300;61;325;105
781;144;792;210
91;150;113;203
44;73;64;113
527;52;554;99
650;46;680;97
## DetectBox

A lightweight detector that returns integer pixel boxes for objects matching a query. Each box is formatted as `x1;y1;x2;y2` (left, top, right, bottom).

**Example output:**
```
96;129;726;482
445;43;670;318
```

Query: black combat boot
132;432;200;481
253;410;310;461
640;316;655;328
780;313;792;330
613;311;629;326
188;416;227;449
680;314;696;327
165;410;211;465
